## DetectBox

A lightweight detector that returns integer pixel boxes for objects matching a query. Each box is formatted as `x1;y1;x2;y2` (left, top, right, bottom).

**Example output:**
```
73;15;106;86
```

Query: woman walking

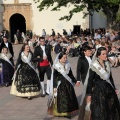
10;43;40;100
0;47;14;86
79;47;120;120
48;52;80;118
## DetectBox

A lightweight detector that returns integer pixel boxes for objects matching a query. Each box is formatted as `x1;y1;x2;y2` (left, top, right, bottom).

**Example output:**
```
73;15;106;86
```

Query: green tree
34;0;120;29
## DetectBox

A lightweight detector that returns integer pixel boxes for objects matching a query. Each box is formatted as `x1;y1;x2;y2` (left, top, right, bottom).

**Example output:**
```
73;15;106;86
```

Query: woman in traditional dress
21;32;26;43
14;34;18;45
10;43;40;100
0;47;14;86
81;47;120;120
48;52;80;118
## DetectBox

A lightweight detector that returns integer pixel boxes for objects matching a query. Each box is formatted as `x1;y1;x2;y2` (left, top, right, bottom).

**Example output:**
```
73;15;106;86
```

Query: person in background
77;46;92;120
33;37;53;97
0;47;14;87
16;29;21;43
0;36;14;58
42;29;46;37
51;29;55;37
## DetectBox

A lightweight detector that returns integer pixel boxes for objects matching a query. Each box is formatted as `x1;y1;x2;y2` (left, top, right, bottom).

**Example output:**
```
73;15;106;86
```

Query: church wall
30;6;89;35
20;0;89;35
1;0;89;35
1;0;107;35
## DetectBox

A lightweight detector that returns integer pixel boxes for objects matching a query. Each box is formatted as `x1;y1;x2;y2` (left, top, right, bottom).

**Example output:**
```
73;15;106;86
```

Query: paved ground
0;44;120;120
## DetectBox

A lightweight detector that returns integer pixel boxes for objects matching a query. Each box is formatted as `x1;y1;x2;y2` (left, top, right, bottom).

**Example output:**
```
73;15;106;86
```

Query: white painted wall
1;0;107;34
1;0;89;35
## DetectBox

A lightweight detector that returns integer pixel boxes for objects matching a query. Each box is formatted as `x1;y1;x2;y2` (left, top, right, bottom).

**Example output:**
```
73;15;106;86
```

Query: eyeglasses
40;41;45;42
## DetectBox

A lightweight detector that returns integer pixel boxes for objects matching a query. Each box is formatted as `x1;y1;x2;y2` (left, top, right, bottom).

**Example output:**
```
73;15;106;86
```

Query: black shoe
46;92;49;95
41;94;46;97
28;97;32;100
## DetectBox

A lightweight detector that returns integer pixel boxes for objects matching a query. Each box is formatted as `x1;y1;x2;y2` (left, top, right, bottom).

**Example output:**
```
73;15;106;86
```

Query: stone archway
2;3;31;41
10;13;26;42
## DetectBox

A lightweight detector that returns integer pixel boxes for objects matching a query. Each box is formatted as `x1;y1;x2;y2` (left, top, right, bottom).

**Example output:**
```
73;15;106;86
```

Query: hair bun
58;51;66;59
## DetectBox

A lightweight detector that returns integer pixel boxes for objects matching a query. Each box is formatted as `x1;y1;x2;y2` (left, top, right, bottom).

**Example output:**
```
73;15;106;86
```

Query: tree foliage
33;0;120;28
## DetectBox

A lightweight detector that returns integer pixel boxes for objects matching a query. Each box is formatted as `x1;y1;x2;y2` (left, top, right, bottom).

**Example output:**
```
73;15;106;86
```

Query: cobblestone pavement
0;44;120;120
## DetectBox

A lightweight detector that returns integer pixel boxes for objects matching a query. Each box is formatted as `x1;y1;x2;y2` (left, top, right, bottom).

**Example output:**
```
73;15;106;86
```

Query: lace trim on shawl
21;52;32;63
21;52;39;77
90;60;110;80
54;61;71;74
0;53;13;67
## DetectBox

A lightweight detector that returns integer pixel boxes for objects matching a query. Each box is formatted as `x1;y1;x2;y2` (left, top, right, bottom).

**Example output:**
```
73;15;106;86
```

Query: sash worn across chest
0;53;13;67
92;61;110;80
91;60;113;88
21;52;39;77
54;61;74;86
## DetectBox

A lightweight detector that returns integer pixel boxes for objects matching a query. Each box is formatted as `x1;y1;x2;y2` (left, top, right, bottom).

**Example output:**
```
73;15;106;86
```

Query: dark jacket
76;56;91;84
33;45;53;66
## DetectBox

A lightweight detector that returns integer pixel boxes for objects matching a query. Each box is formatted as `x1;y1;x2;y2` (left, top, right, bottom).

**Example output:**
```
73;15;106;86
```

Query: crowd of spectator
0;28;120;67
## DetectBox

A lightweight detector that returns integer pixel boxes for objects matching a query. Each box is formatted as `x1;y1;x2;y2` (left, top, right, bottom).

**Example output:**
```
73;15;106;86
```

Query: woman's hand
115;89;119;95
54;88;57;93
37;56;40;58
76;81;80;87
43;56;47;60
86;96;91;103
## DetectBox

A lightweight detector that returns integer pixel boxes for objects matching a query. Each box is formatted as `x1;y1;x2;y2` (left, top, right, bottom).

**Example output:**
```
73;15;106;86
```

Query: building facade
0;0;107;41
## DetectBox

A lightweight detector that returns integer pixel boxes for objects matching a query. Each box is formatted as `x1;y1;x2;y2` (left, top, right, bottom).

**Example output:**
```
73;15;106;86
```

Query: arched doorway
9;13;26;43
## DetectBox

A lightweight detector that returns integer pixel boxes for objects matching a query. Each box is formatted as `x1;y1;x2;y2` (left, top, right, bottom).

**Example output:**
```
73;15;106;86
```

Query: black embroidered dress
0;53;14;85
10;52;40;97
86;61;120;120
48;61;79;116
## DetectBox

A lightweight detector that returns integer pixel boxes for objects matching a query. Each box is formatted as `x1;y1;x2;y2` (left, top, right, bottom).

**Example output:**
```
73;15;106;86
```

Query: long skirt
10;63;40;97
91;81;120;120
48;80;79;117
0;61;14;85
48;98;69;117
78;80;120;120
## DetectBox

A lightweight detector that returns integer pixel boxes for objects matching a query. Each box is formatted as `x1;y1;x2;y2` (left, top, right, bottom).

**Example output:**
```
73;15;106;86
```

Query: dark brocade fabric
87;69;120;120
15;62;40;93
91;81;120;120
53;69;79;113
0;59;14;85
